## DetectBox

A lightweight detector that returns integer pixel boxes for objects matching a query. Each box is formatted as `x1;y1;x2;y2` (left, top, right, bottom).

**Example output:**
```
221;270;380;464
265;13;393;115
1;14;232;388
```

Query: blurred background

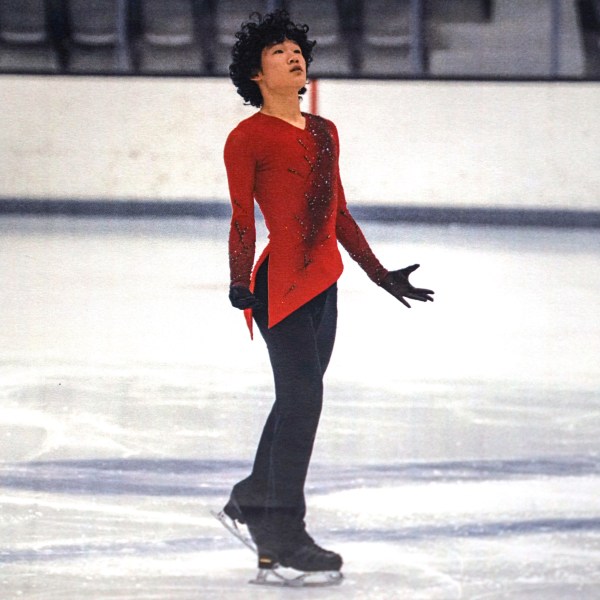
0;0;599;78
1;0;600;222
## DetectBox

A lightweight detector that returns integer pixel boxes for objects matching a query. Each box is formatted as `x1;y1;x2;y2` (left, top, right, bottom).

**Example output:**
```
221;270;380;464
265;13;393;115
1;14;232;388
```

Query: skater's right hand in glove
229;285;264;310
379;264;435;308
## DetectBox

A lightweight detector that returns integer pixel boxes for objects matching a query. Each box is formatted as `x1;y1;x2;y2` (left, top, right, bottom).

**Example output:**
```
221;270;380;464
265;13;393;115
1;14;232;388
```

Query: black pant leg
233;259;337;516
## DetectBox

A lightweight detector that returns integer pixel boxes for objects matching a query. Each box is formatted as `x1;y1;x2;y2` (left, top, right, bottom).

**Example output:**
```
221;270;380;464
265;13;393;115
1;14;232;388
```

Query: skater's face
252;39;307;94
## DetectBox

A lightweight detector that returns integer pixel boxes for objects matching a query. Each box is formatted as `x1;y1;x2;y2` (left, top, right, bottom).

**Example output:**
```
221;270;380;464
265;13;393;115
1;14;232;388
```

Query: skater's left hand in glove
229;285;264;310
379;264;435;308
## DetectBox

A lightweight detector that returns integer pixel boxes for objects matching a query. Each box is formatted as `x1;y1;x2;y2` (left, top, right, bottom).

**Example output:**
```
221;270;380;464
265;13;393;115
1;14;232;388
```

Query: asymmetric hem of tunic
224;111;388;338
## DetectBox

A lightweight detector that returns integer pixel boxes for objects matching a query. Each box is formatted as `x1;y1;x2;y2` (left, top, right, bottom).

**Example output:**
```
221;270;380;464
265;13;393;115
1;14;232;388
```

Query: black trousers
232;259;338;520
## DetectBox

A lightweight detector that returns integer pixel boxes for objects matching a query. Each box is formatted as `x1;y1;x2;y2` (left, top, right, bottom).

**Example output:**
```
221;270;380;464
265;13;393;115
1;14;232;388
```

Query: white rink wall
1;75;599;210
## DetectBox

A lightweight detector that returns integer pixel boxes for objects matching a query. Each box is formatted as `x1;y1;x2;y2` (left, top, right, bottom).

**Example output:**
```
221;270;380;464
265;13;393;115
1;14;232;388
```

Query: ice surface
1;217;599;598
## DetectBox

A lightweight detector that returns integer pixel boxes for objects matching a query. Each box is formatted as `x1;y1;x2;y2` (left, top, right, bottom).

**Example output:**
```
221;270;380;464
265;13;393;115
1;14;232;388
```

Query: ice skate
250;567;343;588
211;508;343;587
211;508;256;554
253;527;343;587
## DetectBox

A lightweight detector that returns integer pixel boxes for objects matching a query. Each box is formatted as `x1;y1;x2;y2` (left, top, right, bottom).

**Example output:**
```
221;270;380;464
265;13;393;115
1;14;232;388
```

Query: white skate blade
250;568;343;588
210;509;257;554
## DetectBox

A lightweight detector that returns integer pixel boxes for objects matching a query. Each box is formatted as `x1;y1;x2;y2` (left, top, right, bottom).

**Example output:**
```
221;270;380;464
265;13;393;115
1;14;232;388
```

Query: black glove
379;264;435;308
229;285;264;310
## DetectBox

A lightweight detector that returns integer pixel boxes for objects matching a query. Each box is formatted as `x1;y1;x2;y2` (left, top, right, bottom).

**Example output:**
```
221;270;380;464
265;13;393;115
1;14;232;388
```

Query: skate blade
210;509;257;554
250;568;343;588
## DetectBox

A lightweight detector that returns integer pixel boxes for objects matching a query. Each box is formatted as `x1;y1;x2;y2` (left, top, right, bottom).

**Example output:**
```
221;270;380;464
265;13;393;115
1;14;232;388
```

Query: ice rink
1;215;599;599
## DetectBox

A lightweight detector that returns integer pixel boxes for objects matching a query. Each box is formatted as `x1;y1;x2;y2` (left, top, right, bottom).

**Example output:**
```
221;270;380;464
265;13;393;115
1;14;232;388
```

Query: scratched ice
1;216;599;599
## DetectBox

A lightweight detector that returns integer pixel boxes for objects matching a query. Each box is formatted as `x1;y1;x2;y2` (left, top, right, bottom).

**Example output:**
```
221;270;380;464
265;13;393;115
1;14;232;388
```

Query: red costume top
224;111;388;337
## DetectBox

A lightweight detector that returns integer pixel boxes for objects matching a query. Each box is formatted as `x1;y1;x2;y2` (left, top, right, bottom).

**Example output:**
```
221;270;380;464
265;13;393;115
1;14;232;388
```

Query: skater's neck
259;96;305;129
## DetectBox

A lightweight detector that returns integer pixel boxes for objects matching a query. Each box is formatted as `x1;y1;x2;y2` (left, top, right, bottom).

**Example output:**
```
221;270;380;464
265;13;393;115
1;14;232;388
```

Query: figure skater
221;10;434;576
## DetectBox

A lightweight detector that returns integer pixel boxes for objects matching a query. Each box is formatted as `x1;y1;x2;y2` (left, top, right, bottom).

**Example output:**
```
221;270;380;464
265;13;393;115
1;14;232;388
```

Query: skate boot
278;531;343;572
250;514;343;586
222;490;266;548
212;504;343;587
223;492;246;523
255;511;343;572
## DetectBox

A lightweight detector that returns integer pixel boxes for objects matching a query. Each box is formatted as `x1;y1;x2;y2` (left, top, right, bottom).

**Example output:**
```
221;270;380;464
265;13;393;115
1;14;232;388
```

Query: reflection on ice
1;217;599;598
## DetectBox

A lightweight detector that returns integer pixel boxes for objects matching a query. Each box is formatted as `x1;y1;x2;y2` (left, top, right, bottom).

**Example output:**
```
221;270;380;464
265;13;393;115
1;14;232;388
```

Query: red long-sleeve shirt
224;111;388;336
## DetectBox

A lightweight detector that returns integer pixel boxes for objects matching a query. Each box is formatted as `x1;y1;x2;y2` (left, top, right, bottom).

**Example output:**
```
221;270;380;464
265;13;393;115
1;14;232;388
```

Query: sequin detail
224;112;389;335
229;198;255;287
300;116;336;248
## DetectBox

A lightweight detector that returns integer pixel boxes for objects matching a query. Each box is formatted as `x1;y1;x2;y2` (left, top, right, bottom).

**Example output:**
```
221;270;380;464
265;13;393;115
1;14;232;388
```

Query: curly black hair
229;10;316;108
